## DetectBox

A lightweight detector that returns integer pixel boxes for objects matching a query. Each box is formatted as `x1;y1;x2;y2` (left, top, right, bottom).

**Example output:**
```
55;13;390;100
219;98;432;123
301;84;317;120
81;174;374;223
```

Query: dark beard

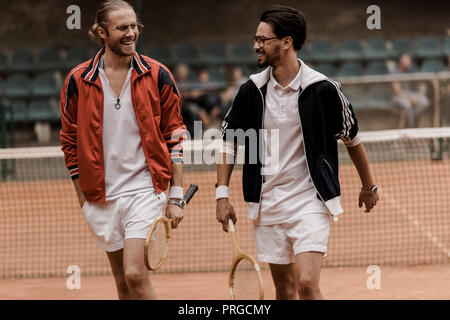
257;44;281;68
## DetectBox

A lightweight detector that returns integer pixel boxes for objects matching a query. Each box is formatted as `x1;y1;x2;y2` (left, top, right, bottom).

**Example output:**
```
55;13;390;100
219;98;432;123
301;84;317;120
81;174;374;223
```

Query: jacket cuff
170;149;183;163
343;134;361;147
68;165;79;180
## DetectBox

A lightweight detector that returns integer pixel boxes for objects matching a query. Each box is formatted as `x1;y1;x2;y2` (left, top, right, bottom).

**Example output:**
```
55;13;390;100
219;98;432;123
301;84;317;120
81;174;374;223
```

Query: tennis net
0;128;449;278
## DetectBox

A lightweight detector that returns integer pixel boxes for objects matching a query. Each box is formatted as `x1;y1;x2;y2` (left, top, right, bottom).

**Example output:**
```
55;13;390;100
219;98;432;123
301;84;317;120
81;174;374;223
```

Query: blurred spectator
175;63;195;93
193;68;222;130
221;66;248;115
175;63;197;135
391;53;429;128
176;66;223;133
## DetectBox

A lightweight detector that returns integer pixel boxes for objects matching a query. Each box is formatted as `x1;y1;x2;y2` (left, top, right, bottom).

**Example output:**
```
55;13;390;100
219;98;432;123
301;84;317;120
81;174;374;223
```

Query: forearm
217;153;235;186
346;143;375;189
170;162;183;188
72;178;85;207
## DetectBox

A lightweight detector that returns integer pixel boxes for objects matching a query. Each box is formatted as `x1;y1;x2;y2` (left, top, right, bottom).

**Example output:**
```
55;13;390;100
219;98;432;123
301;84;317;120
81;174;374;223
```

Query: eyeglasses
252;36;279;47
113;23;144;34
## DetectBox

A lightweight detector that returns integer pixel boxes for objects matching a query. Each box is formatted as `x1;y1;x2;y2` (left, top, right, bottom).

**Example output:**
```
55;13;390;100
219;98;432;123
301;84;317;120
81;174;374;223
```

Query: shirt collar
269;59;303;92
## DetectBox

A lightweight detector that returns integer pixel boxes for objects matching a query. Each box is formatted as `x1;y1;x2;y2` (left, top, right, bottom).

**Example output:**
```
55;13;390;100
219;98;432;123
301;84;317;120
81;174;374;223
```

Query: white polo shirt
257;65;329;225
98;57;154;200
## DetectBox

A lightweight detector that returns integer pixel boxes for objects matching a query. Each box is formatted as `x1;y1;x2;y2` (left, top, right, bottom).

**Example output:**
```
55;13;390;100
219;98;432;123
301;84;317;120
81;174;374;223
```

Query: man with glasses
216;6;378;299
60;0;186;299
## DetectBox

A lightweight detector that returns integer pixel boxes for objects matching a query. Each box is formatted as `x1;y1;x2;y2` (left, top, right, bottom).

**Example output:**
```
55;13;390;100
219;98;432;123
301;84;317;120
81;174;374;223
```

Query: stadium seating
236;64;253;77
228;42;257;64
297;43;311;62
6;99;27;121
368;84;393;109
146;44;173;66
310;39;335;62
0;51;8;73
32;73;60;97
175;43;200;65
37;48;62;71
29;98;58;121
342;86;366;109
366;61;389;75
202;43;227;64
421;59;445;73
1;34;447;126
64;47;90;70
392;37;415;58
337;62;363;77
417;36;442;58
444;36;450;56
365;38;389;60
5;73;30;97
11;49;35;72
338;38;363;61
315;63;336;78
207;66;226;87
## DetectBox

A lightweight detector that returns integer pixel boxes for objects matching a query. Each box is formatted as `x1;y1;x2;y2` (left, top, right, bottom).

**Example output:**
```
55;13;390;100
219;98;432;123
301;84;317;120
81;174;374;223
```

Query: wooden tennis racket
144;184;198;271
228;219;264;300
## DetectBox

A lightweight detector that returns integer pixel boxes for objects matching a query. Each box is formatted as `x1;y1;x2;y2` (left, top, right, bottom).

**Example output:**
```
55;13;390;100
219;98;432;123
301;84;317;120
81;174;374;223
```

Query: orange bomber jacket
59;47;186;203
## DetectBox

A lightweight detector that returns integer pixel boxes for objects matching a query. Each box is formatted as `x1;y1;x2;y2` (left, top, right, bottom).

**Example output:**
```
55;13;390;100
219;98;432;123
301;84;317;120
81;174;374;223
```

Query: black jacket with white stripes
221;61;359;219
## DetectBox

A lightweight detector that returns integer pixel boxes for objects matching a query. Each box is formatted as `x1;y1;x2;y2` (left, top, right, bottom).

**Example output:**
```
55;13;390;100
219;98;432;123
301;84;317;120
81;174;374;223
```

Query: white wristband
215;185;229;200
169;186;183;199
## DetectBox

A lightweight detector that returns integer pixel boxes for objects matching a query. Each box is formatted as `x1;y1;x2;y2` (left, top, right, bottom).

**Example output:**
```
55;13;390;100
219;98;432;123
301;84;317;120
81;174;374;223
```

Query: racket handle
228;219;235;233
183;184;198;204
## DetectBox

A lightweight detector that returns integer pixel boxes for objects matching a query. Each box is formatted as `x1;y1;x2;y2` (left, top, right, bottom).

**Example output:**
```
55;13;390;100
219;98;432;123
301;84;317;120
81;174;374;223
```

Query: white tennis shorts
253;212;331;264
81;190;167;252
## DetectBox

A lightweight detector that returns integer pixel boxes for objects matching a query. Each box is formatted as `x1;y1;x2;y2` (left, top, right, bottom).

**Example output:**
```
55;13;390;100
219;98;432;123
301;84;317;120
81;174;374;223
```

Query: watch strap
168;199;186;209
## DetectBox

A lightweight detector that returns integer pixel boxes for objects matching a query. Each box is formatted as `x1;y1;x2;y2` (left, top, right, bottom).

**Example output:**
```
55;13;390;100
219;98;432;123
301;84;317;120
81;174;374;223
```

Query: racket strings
148;221;169;269
231;258;262;299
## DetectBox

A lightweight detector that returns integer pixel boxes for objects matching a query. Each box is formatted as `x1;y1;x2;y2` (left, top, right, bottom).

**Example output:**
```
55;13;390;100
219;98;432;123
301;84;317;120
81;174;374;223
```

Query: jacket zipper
296;86;339;221
323;158;334;174
256;87;266;210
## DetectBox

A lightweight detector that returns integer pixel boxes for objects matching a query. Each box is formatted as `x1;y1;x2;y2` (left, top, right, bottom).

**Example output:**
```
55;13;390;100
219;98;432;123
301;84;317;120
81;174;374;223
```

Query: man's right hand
216;198;237;233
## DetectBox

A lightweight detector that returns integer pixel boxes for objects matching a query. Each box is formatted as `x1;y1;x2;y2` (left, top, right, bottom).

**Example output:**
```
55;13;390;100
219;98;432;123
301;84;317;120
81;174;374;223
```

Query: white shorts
81;190;167;252
253;213;330;264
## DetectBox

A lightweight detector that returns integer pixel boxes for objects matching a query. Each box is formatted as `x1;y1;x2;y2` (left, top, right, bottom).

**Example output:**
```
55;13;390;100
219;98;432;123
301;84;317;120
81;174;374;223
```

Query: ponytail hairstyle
88;0;137;46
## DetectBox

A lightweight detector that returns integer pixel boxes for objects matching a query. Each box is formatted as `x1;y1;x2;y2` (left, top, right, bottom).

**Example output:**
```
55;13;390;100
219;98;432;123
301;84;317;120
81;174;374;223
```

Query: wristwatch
361;185;378;194
168;198;186;209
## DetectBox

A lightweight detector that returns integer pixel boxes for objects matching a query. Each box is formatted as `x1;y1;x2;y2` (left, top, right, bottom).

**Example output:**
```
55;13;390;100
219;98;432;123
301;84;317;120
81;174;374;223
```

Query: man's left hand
359;189;379;213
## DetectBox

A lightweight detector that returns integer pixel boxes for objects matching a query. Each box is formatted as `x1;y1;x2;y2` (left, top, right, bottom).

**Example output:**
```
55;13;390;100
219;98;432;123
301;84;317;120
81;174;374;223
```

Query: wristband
215;185;229;200
169;186;183;199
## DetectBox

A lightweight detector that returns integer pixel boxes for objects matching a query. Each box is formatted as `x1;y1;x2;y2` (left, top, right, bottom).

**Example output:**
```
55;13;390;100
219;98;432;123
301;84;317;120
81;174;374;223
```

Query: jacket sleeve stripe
63;67;84;115
328;79;354;141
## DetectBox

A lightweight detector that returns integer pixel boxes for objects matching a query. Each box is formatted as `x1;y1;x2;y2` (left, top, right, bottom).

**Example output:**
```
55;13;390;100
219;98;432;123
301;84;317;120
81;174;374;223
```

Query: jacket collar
81;47;151;83
249;58;329;91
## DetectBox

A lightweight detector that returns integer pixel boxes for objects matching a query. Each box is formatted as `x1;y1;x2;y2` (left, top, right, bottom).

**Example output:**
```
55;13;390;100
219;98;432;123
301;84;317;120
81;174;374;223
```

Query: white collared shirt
258;64;329;225
98;57;154;200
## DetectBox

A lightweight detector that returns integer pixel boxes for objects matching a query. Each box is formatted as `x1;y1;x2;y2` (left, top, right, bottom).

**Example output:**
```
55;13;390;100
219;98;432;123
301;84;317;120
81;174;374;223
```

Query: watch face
372;185;378;192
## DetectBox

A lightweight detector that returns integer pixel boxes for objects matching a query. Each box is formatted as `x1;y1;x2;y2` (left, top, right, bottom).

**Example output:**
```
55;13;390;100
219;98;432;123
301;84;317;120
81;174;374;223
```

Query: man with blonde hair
60;0;186;299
